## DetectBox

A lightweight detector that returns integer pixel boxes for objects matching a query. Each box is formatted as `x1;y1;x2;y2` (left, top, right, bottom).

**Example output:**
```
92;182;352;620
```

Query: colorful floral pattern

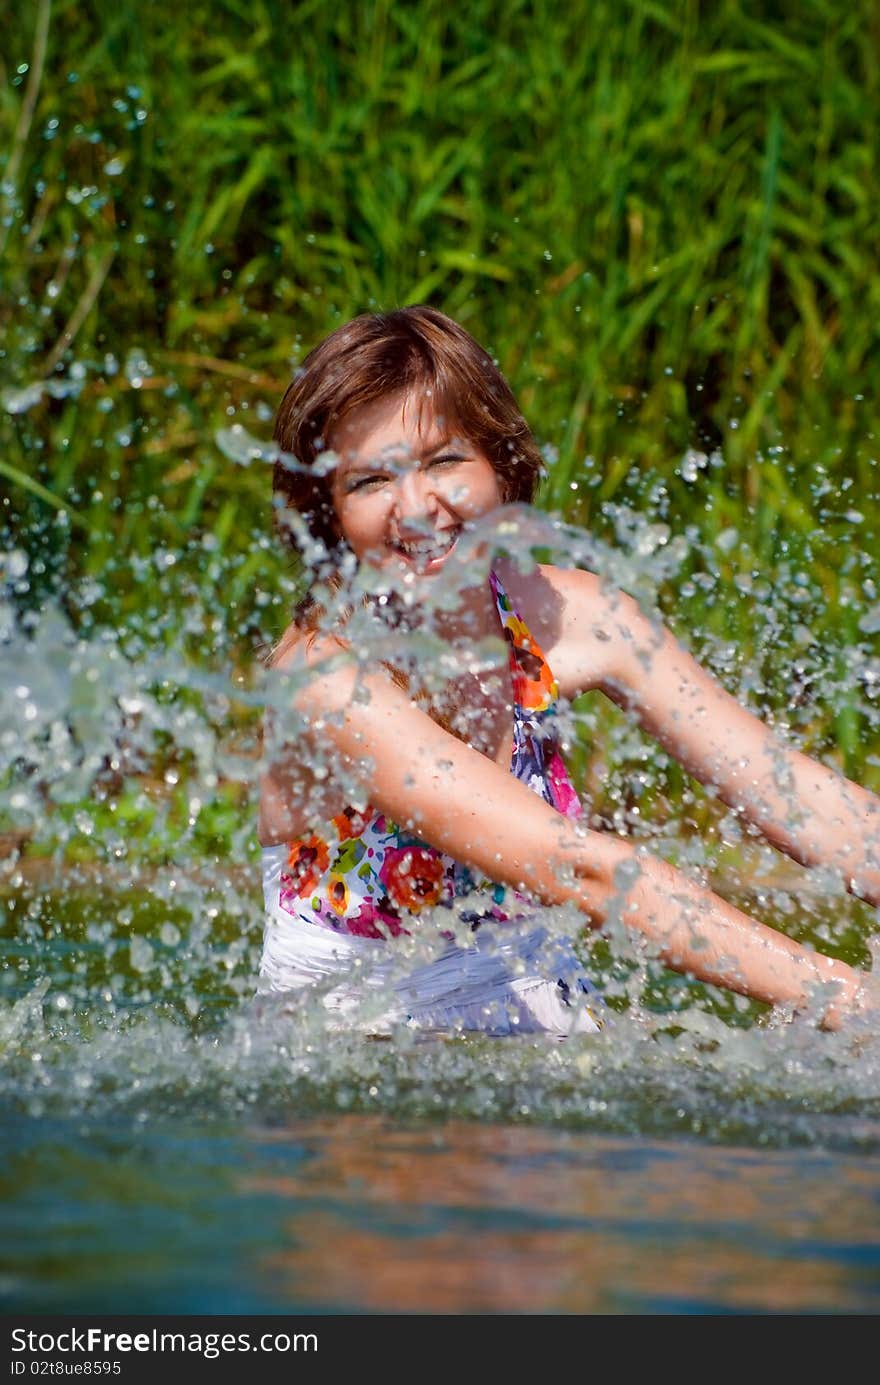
380;845;446;911
277;571;582;937
489;570;582;821
283;835;330;899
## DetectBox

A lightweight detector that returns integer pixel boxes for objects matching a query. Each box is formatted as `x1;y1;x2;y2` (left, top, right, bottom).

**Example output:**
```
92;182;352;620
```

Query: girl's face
328;390;504;576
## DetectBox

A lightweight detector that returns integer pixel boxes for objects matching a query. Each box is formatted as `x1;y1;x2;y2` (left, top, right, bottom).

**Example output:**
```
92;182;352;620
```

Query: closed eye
425;452;465;471
345;472;391;493
344;454;464;492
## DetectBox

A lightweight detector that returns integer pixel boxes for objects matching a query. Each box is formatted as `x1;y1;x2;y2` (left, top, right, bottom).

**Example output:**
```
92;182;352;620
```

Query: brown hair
271;305;543;624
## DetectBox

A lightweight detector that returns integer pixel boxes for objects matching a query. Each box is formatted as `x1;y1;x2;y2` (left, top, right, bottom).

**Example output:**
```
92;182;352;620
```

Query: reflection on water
249;1117;880;1315
4;1112;880;1314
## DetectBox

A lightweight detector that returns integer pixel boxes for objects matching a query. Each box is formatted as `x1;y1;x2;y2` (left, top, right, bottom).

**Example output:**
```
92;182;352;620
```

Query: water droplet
130;936;153;973
5;550;28;580
716;527;739;554
680;449;709;483
1;381;45;414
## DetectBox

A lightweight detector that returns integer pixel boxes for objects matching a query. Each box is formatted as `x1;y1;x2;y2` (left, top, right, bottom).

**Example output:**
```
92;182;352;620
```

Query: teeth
395;529;459;560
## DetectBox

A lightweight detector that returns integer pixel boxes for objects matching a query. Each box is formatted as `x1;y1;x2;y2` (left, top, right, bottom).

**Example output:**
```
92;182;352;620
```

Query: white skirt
259;844;603;1036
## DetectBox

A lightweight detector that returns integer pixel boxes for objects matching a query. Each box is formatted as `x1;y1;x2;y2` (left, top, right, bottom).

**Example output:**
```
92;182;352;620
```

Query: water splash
2;493;879;1152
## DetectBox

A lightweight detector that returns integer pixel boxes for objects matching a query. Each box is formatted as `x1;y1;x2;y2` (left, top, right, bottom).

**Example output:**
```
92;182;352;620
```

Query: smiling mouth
391;526;461;568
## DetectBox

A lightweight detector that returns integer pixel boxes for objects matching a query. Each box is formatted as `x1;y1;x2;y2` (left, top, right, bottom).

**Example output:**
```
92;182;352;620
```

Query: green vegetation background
2;0;878;793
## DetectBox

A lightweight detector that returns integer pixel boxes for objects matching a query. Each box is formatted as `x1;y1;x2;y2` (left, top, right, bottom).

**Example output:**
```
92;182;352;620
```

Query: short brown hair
272;305;543;569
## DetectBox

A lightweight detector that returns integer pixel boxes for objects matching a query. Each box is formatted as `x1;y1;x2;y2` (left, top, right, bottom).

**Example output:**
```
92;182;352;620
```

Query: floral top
277;570;581;939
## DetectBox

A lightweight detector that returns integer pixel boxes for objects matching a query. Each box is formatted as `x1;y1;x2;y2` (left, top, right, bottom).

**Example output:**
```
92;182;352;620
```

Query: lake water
3;873;880;1316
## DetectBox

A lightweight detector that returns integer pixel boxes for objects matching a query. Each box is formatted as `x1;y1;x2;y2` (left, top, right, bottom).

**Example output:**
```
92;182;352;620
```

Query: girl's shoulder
536;561;604;602
498;559;644;699
267;621;350;673
499;557;622;632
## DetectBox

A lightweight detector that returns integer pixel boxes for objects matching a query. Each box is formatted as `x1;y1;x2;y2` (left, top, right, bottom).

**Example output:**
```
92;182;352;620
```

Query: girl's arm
546;570;880;908
274;639;873;1029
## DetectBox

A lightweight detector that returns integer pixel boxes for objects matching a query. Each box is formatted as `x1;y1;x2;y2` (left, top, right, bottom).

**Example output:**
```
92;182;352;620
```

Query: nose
391;466;438;535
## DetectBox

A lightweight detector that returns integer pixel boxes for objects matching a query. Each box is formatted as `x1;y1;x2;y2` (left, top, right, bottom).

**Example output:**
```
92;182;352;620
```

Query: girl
258;305;879;1036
